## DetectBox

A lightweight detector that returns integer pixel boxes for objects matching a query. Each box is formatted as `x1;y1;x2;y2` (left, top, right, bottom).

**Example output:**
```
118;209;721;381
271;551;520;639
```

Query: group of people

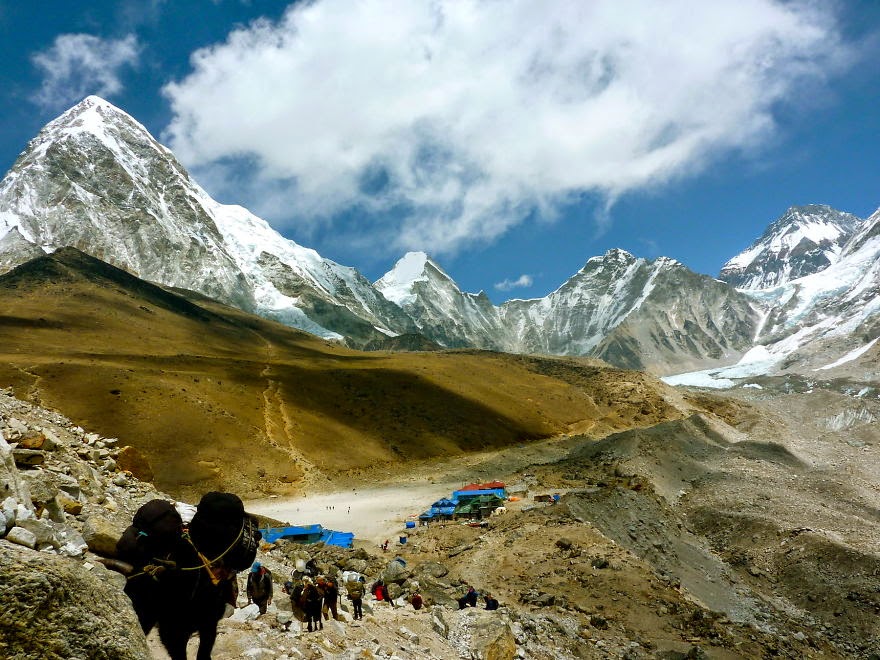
458;585;499;610
247;560;499;633
283;573;342;632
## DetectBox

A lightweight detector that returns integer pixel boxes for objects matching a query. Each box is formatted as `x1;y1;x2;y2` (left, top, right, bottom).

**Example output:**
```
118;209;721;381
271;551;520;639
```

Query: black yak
117;492;261;660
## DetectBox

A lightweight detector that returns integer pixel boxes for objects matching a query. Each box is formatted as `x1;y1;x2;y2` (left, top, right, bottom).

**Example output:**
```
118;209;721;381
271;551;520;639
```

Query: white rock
231;604;262;622
16;503;34;522
2;497;18;526
6;526;37;548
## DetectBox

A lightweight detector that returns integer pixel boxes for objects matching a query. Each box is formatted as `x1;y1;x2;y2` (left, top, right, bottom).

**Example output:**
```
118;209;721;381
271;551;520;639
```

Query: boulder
115;446;153;482
81;516;126;558
382;559;410;584
469;611;517;660
53;472;82;500
17;431;48;450
12;448;45;468
57;494;84;516
0;432;33;509
0;542;149;659
17;518;61;549
6;527;37;549
19;470;58;508
415;561;449;579
417;576;458;608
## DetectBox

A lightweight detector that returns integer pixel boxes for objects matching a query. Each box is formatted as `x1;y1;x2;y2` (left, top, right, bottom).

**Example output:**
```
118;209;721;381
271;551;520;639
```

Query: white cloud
163;0;852;256
495;274;534;292
31;34;140;110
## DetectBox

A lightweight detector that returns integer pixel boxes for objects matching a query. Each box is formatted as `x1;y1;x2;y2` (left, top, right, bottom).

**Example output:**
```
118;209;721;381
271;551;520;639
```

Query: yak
116;492;261;660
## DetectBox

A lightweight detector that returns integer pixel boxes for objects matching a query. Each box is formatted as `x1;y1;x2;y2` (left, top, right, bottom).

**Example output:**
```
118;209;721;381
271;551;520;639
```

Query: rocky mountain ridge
1;97;879;378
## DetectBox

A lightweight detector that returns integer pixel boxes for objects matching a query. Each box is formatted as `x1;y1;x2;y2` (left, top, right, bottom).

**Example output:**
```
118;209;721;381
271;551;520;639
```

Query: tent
421;497;457;520
260;524;354;548
453;494;505;519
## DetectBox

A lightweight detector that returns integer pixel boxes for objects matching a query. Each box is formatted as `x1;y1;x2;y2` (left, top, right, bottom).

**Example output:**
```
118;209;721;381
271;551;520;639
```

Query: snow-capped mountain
502;250;763;373
750;207;880;361
2;96;879;380
719;205;862;290
376;249;763;373
666;205;880;386
375;252;504;349
0;96;414;343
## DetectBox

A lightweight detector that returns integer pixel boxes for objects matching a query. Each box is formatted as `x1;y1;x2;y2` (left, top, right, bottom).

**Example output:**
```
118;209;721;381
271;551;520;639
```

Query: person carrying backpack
346;576;365;620
301;576;323;632
246;562;273;615
318;575;340;621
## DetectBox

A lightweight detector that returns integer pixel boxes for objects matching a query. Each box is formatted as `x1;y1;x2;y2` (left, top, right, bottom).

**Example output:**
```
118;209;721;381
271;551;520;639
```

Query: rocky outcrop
0;542;148;660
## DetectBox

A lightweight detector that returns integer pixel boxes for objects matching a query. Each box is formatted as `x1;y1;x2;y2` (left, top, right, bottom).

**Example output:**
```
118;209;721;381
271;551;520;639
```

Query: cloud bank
163;0;851;256
31;34;140;110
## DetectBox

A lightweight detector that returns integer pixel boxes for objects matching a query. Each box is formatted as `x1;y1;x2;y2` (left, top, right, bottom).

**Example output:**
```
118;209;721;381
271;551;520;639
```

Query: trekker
318;575;340;621
458;585;478;609
371;579;386;601
410;592;423;610
287;577;308;629
346;576;365;620
484;593;499;610
301;577;323;632
246;562;273;615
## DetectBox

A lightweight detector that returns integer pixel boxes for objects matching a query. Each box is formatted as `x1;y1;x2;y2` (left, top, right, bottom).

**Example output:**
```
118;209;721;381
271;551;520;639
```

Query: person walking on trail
318;575;340;621
301;577;323;632
346;576;365;620
283;578;305;629
410;592;423;610
246;562;273;615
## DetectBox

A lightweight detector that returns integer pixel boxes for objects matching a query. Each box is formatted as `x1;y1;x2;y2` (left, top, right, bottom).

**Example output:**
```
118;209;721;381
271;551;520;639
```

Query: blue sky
1;1;878;303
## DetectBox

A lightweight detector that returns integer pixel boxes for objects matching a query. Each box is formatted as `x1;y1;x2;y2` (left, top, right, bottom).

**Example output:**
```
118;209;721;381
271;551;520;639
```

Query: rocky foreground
3;384;880;659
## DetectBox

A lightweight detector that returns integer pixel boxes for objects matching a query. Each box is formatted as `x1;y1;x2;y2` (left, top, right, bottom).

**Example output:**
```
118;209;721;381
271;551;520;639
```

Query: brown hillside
0;248;690;500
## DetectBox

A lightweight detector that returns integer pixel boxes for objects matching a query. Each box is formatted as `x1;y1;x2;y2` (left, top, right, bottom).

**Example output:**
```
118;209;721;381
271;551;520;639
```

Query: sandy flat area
246;480;461;546
245;434;578;546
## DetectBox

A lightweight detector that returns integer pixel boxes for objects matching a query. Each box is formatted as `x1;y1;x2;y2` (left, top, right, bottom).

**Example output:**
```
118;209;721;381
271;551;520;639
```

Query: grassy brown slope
0;248;689;500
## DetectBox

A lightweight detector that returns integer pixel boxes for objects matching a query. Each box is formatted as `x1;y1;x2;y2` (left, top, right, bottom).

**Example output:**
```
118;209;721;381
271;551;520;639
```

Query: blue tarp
260;524;354;548
320;530;355;548
452;488;506;500
260;524;323;544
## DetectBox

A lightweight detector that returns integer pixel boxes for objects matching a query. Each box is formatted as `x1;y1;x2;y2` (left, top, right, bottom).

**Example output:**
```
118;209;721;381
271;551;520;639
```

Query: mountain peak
374;251;445;306
720;204;862;289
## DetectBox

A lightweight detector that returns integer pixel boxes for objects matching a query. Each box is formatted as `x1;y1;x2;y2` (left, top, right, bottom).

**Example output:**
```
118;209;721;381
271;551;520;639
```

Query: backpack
188;492;261;572
117;499;183;566
346;580;365;598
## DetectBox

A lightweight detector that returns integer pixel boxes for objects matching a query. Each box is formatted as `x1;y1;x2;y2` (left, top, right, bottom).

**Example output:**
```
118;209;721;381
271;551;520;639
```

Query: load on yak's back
114;492;262;660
